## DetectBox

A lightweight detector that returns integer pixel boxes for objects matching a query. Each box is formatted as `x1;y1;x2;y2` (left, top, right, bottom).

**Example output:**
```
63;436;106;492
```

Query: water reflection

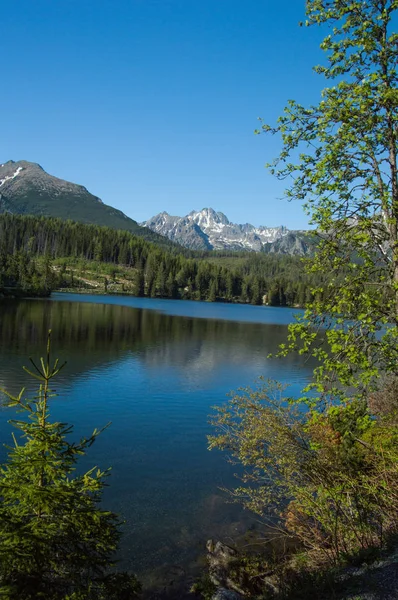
0;299;308;391
0;297;315;581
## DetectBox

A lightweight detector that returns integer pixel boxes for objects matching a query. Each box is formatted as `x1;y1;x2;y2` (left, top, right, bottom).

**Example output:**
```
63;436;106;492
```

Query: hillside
0;213;321;306
0;160;173;247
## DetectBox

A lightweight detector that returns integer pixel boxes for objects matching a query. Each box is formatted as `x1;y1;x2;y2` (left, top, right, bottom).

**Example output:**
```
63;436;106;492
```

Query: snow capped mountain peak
141;207;308;253
186;207;230;233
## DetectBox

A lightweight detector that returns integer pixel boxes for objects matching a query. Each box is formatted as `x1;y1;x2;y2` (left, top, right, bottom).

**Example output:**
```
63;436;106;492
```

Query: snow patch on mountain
142;208;297;252
0;166;23;187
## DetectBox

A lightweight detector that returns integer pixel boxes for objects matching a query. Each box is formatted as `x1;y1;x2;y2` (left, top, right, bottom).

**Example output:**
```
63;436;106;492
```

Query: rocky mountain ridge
142;208;311;254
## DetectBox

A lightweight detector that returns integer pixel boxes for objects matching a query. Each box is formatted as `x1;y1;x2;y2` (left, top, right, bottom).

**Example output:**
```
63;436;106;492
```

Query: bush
209;380;398;568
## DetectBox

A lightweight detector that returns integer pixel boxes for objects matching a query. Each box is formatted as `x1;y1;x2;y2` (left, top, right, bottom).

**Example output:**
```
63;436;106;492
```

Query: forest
0;213;322;306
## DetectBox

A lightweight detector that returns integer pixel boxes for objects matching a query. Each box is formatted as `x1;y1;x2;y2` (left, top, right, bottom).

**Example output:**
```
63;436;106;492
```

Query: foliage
0;249;53;297
209;380;398;566
0;333;140;599
209;4;398;596
190;573;217;600
256;0;398;401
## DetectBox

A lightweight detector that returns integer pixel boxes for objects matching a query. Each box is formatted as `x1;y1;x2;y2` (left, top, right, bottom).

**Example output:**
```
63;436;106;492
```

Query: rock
211;587;243;600
141;209;310;254
207;540;244;595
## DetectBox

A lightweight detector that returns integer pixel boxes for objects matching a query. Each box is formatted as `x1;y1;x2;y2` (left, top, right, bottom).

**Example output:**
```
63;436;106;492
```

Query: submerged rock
211;587;243;600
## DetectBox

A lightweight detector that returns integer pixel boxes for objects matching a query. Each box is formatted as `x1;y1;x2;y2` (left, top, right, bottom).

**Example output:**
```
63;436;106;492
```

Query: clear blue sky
2;1;327;229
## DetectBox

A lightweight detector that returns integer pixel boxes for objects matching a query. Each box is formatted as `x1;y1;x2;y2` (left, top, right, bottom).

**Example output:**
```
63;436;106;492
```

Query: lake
0;293;315;587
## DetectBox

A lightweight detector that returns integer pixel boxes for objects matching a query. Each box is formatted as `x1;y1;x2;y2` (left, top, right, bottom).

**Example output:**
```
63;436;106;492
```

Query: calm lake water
0;293;315;585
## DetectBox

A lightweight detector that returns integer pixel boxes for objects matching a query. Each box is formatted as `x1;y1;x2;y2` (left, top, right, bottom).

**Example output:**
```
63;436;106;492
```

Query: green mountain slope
0;160;173;247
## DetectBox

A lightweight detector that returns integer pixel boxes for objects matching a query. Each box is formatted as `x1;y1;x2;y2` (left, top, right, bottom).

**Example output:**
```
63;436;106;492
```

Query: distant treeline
0;214;325;305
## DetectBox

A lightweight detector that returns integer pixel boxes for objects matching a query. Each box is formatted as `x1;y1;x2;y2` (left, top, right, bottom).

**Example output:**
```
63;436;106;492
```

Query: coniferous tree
207;279;218;303
133;268;145;297
0;334;140;599
165;272;178;298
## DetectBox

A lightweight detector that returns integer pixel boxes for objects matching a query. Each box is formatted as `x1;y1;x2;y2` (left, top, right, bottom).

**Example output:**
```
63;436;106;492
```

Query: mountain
0;160;171;245
262;232;313;256
142;208;310;254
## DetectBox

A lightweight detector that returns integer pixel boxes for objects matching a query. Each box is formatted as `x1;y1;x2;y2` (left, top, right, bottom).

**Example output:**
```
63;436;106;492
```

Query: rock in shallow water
211;587;243;600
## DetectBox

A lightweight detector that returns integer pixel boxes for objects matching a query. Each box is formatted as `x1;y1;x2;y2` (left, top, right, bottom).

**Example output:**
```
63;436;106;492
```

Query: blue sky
2;1;327;229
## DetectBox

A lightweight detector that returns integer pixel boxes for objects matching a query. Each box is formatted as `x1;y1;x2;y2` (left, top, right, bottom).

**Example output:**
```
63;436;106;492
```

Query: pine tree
0;333;140;599
207;279;218;303
133;268;145;297
165;272;178;298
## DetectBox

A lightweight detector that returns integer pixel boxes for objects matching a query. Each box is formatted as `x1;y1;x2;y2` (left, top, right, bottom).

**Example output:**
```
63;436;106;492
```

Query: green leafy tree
0;333;140;599
210;0;398;581
257;0;398;402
